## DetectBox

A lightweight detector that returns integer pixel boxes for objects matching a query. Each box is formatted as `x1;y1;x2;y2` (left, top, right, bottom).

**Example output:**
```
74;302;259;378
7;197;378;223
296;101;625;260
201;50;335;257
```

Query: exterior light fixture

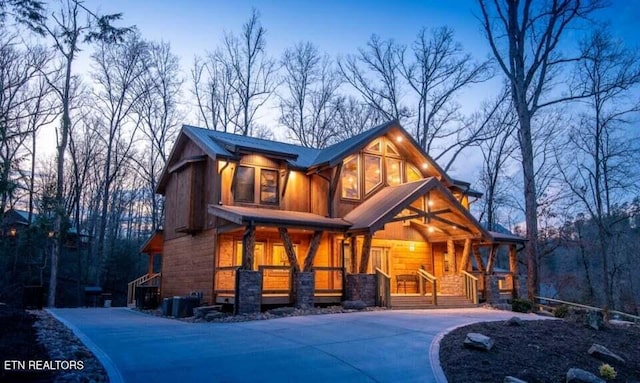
9;227;17;237
48;231;55;238
409;242;415;252
427;200;433;207
428;226;435;233
396;136;403;143
422;163;428;169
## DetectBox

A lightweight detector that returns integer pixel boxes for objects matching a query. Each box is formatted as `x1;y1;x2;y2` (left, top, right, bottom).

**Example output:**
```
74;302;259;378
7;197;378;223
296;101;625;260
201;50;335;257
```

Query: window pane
386;141;399;155
366;139;381;153
406;164;422;182
234;166;255;202
386;158;402;185
364;155;382;194
235;241;266;268
273;243;297;266
341;155;360;199
260;169;279;204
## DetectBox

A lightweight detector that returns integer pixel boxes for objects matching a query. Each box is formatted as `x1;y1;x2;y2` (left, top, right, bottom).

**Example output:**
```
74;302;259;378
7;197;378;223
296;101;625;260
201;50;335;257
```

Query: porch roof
208;205;351;231
141;230;164;254
487;231;526;244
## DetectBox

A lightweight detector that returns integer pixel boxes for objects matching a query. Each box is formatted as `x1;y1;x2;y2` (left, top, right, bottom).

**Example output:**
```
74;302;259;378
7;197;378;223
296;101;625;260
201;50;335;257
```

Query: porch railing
214;266;240;296
127;272;161;306
375;268;391;308
461;270;479;304
417;269;437;306
314;266;344;295
259;265;293;297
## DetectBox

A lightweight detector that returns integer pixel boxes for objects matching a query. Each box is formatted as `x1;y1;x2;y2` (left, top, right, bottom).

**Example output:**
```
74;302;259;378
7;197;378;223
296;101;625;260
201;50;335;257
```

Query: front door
370;247;389;274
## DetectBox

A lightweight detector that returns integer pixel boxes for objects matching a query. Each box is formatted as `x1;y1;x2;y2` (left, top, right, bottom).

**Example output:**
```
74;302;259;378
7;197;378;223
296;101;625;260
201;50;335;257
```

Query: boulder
587;344;625;364
205;311;226;321
193;305;223;319
342;300;367;310
504;376;527;383
566;368;605;383
463;332;494;351
506;316;523;326
586;310;604;330
270;307;296;316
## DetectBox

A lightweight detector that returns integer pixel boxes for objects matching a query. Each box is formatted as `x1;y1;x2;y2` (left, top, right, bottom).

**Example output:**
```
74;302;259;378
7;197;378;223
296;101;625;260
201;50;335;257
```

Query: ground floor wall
162;230;216;304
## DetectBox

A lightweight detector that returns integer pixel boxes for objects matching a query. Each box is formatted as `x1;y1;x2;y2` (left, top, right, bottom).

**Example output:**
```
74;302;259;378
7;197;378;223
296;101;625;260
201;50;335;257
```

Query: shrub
599;363;616;380
511;298;533;313
554;304;569;318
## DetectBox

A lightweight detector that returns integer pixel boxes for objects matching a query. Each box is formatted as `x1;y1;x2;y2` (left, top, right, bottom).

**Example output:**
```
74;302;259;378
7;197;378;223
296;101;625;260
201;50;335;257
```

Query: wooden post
509;244;518;298
358;234;373;274
459;238;471;273
350;236;358;273
147;254;154;275
303;231;323;272
278;228;300;272
447;238;456;273
486;244;498;273
473;246;485;272
241;225;255;270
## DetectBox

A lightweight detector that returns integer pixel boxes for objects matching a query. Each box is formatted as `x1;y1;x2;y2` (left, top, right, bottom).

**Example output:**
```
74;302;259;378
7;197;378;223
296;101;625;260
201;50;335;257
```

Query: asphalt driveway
49;307;540;383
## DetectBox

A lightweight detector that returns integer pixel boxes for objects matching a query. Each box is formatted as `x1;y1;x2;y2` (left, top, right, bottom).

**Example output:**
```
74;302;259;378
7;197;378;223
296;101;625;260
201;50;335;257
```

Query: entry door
370;247;389;274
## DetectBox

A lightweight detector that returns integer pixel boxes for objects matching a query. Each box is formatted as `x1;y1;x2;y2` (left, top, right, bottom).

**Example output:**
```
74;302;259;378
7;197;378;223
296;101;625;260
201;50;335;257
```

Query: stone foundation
439;275;463;295
235;270;262;314
485;274;501;304
345;274;376;306
295;272;314;309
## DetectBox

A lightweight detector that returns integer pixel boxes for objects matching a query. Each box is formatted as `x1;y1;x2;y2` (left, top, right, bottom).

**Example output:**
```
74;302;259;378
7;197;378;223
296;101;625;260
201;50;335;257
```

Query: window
366;139;382;153
364;154;382;194
272;243;298;266
235;241;266;268
386;158;402;185
260;169;279;204
341;155;360;199
234;166;255;202
406;163;422;182
386;141;399;155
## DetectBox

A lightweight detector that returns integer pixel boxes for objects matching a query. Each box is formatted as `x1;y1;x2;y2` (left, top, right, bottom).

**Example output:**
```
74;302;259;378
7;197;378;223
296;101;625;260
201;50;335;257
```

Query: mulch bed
0;307;55;383
440;319;640;382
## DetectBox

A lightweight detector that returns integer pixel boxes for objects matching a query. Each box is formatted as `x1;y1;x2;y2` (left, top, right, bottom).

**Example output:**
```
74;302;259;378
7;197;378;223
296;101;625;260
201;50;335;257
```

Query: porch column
241;224;256;270
147;254;154;275
459;238;471;273
278;228;300;272
349;236;358;273
303;231;323;272
358;234;373;274
509;244;519;299
447;239;456;272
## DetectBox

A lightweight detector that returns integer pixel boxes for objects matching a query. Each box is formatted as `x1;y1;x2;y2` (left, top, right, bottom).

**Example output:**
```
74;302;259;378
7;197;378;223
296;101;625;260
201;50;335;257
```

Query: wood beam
303;231;323;272
280;169;290;198
358;234;373;274
459;238;471;273
429;215;472;233
486;244;499;273
278;227;300;272
350;236;358;273
509;244;518;298
473;246;485;273
241;224;255;270
328;163;342;217
147;254;154;275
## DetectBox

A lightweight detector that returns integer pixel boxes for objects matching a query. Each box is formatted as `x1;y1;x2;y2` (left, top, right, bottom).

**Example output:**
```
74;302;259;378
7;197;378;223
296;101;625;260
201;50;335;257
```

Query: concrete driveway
49;307;540;383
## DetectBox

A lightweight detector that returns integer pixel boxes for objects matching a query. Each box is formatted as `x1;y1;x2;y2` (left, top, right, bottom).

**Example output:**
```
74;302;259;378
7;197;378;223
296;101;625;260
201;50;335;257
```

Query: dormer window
234;166;255;203
341;155;361;199
234;165;279;205
260;169;278;204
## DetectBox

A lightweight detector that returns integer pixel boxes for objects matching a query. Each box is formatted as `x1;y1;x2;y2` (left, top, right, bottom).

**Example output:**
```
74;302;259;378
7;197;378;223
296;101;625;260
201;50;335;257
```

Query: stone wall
295;272;314;309
485;275;501;304
439;275;463;295
345;274;376;306
236;270;262;314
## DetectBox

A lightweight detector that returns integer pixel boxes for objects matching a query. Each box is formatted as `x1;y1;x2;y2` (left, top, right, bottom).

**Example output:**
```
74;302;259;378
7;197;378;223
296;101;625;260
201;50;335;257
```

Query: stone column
235;269;262;315
295;272;315;309
485;274;501;304
345;274;376;306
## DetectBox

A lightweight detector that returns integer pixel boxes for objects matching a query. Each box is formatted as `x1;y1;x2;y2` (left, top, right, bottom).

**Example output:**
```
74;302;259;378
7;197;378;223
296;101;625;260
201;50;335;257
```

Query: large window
364;154;382;194
386;158;402;186
234;166;255;203
341;155;360;199
260;169;279;205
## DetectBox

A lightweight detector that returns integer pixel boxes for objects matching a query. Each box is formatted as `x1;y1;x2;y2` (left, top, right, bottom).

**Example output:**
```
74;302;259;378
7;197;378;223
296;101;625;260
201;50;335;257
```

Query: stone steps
390;295;477;309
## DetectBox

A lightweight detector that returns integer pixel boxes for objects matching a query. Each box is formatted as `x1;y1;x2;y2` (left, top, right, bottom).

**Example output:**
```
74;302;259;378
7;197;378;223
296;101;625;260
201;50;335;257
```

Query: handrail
535;296;640;321
417;269;437;305
127;272;161;305
461;271;479;304
375;268;391;308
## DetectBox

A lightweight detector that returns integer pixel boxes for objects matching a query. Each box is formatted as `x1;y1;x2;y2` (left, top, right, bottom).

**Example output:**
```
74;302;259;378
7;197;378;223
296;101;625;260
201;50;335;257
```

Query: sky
37;0;640;182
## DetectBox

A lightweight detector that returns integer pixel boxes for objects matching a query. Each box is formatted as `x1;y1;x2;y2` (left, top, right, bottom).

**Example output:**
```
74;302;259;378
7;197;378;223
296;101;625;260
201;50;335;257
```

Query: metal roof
208;205;351;231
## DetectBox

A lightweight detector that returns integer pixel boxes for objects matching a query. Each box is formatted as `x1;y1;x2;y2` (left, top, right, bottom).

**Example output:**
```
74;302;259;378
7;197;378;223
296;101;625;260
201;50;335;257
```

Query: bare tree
222;8;276;136
279;41;341;148
332;95;385;141
134;39;181;230
91;31;147;285
42;0;132;306
399;27;492;164
478;0;602;300
557;27;640;309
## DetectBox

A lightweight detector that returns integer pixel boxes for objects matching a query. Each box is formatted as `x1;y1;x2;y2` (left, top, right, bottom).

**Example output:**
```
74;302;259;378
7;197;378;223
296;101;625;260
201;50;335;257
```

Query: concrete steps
390;295;477;309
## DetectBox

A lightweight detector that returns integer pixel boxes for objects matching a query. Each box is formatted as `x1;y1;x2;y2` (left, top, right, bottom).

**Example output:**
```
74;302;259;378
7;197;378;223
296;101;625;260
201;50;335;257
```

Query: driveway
50;307;540;383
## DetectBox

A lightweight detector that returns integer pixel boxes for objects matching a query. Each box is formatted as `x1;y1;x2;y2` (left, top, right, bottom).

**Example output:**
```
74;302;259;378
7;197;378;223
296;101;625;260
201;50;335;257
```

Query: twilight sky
40;0;639;182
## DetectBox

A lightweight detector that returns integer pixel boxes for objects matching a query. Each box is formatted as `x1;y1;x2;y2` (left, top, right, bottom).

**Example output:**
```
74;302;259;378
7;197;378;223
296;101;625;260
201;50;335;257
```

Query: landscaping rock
205;311;226;321
270;307;296;316
587;343;625;364
608;319;636;327
586;310;604;330
463;332;494;351
504;376;528;383
506;316;523;326
342;300;367;310
566;368;605;383
194;305;223;319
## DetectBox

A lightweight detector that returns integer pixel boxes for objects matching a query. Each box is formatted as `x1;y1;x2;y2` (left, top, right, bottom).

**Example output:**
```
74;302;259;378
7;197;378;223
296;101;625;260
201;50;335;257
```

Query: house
136;120;525;313
1;208;88;249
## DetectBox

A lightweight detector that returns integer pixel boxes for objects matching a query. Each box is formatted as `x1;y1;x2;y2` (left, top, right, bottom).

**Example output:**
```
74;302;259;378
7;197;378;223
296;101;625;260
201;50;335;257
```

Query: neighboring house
138;120;525;313
1;208;88;249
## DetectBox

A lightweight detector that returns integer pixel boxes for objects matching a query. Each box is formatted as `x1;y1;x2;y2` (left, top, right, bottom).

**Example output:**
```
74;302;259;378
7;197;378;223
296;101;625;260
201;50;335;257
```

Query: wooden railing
535;296;640;322
214;266;240;295
375;268;391;308
127;272;161;306
461;271;479;304
417;269;437;306
259;265;293;296
314;266;344;294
